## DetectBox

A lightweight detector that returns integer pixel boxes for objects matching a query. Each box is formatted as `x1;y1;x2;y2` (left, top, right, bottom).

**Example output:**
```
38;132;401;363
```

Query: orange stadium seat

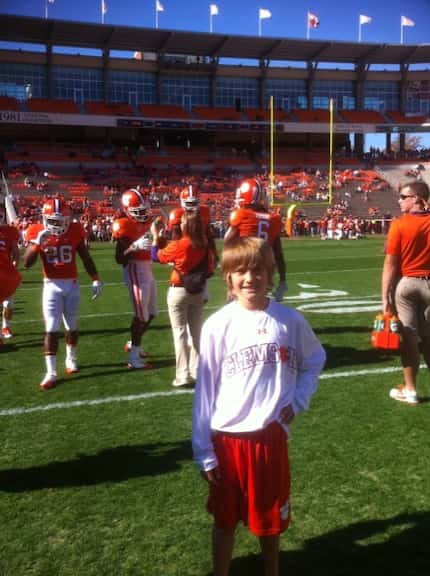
0;96;20;111
139;104;190;119
340;110;386;123
292;109;332;123
245;108;289;122
193;106;243;121
26;98;80;114
84;101;134;116
386;111;428;124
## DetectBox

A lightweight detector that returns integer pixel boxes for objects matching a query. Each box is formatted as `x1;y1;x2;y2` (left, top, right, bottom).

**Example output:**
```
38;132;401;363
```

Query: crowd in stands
1;142;406;243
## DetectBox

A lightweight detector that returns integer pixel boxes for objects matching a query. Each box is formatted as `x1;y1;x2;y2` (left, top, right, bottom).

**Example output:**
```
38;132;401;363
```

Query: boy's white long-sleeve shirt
192;299;326;472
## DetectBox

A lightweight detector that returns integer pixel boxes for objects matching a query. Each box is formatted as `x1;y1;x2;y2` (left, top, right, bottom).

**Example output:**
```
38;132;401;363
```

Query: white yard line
0;364;416;417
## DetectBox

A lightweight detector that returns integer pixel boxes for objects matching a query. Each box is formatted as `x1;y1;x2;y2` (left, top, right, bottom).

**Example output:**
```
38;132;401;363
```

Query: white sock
66;344;77;361
45;354;57;376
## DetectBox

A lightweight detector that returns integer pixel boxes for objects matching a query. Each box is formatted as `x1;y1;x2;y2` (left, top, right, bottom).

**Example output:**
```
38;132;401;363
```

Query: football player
0;198;21;346
112;188;157;369
23;197;103;390
224;178;287;301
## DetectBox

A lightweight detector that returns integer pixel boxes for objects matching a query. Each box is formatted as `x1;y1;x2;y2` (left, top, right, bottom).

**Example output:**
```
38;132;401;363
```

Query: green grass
1;237;429;576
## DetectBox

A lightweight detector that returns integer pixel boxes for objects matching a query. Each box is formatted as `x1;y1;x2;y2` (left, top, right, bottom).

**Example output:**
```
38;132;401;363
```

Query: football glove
31;228;50;246
91;280;103;300
131;234;153;251
274;281;288;302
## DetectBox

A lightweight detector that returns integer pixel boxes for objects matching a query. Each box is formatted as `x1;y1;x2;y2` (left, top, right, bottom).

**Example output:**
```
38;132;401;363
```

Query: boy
192;237;325;576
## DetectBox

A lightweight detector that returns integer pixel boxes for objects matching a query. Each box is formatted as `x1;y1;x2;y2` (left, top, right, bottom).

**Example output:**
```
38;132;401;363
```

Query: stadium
1;13;430;576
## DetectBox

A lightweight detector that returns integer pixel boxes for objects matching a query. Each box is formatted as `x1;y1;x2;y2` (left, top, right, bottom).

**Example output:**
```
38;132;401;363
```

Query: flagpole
358;20;362;43
210;12;212;33
45;0;48;19
101;0;104;24
258;15;261;36
155;1;158;29
306;12;310;40
400;22;403;44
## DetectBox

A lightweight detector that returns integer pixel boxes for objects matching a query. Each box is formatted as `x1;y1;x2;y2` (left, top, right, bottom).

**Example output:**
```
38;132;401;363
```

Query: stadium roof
2;14;430;66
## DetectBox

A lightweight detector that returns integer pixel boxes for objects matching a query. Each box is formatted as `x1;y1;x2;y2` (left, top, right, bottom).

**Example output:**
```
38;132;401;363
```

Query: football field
1;236;429;576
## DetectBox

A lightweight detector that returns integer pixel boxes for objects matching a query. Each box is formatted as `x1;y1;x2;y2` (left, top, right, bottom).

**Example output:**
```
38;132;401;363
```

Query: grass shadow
219;511;430;576
0;441;192;492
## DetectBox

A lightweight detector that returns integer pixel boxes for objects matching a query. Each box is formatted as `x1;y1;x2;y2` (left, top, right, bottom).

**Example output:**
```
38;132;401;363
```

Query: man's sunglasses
399;194;415;200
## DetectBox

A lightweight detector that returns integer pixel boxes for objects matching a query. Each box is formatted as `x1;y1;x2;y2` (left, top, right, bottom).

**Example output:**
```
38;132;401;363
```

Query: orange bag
370;313;401;351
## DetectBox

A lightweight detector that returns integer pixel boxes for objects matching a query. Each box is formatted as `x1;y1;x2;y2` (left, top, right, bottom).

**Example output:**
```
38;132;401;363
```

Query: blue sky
1;0;429;45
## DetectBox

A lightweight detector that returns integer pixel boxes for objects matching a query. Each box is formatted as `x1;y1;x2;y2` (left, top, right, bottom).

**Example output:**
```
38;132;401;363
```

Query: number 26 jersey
25;222;86;279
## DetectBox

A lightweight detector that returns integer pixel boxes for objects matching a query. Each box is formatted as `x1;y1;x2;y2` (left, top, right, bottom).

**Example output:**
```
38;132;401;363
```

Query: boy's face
229;265;269;310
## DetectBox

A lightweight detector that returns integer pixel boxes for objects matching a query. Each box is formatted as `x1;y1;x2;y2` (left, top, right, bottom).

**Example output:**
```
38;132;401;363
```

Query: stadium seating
26;98;80;114
386;111;428;124
245;108;289;122
139;104;190;119
340;110;387;124
192;106;243;121
0;96;20;111
292;109;332;123
84;101;134;116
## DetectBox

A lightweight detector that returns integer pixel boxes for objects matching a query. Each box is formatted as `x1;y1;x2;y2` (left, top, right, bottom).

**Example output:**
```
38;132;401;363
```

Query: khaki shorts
395;276;430;339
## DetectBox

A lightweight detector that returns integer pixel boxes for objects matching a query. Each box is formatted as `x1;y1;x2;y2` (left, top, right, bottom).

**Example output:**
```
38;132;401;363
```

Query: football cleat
1;327;12;339
42;197;71;236
65;357;79;374
121;188;151;222
40;373;57;391
127;349;153;370
123;340;149;358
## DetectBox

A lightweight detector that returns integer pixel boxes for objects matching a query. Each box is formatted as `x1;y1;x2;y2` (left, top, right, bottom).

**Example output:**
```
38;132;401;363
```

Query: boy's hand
201;467;221;486
279;404;295;426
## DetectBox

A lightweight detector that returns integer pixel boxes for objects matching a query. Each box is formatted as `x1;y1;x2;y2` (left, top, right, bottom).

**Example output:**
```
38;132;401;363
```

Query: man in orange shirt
382;181;430;405
23;197;103;390
224;178;287;301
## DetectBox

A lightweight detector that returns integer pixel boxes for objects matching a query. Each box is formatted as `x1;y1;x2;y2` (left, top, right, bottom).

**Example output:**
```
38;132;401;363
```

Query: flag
210;4;218;16
359;14;371;25
308;11;319;28
401;15;414;27
134;51;142;60
102;0;107;15
156;0;164;12
48;0;55;4
259;8;271;19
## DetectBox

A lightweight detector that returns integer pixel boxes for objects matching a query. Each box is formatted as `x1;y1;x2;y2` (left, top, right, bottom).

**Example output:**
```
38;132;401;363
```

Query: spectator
192;237;325;576
382;181;430;404
149;210;213;387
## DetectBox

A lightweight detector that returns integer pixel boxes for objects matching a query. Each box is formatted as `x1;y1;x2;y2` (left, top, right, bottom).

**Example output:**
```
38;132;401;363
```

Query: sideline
0;364;413;417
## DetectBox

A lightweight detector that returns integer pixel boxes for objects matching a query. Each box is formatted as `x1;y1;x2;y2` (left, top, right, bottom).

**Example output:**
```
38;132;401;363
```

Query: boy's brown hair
221;237;275;290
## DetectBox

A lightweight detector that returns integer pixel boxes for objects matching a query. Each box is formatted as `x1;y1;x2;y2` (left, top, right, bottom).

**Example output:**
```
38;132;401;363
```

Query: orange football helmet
42;197;71;236
235;178;266;208
121;188;151;222
180;186;200;212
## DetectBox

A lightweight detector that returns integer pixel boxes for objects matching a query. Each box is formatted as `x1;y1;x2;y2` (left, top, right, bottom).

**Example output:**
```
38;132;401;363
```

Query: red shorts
0;267;21;302
208;421;291;536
